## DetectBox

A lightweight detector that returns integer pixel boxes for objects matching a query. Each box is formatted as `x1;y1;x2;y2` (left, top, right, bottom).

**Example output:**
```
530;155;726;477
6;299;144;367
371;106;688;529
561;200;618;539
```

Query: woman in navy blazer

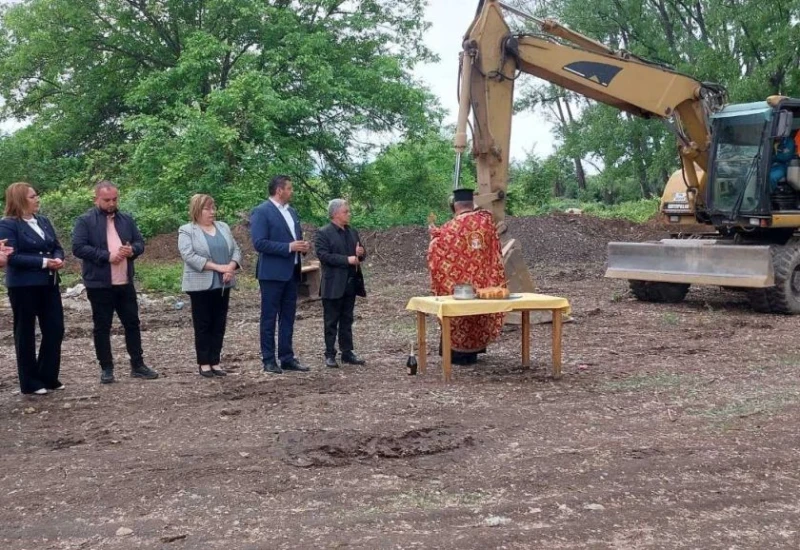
0;183;65;395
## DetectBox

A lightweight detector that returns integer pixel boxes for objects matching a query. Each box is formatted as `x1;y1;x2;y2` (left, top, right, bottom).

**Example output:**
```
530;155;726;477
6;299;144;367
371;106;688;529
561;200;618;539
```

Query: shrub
135;262;184;294
39;187;94;238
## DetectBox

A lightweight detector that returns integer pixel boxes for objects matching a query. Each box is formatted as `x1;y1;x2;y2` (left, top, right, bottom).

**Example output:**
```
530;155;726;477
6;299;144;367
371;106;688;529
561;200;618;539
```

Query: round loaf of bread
476;286;509;299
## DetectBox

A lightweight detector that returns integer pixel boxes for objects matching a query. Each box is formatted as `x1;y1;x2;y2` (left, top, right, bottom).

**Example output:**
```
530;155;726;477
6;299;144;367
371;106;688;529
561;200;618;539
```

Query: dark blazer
72;207;145;288
315;222;366;300
250;199;304;282
0;215;64;287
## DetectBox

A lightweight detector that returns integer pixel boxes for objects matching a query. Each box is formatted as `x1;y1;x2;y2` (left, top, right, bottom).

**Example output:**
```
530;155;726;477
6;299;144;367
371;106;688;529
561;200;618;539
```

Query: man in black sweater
314;199;367;368
72;181;159;384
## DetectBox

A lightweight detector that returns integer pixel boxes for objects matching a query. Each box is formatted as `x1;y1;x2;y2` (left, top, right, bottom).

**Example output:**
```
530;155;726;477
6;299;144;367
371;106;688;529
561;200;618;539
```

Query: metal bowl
453;284;475;300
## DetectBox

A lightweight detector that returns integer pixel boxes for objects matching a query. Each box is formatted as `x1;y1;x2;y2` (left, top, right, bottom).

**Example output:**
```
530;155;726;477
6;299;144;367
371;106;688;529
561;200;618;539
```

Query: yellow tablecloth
406;292;571;319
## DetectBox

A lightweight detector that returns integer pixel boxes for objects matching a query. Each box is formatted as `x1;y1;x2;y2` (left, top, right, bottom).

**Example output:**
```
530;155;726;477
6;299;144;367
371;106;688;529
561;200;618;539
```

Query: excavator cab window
708;110;768;216
774;110;794;138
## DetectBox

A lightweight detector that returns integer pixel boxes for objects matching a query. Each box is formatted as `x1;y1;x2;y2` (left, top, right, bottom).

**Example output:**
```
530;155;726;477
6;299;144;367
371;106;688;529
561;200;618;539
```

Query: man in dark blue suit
250;175;311;374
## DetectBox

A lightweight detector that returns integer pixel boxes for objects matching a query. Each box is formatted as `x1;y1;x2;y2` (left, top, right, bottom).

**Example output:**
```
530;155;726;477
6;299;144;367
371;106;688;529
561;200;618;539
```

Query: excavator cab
608;100;800;313
705;102;799;227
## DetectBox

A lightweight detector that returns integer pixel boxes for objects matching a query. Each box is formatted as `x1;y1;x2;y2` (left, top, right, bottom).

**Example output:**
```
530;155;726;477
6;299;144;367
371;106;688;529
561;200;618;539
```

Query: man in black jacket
314;199;367;368
72;181;159;384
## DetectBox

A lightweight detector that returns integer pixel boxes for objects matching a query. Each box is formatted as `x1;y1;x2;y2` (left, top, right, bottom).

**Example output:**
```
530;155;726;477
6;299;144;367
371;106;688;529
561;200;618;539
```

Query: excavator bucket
501;238;558;325
605;240;775;287
502;238;536;292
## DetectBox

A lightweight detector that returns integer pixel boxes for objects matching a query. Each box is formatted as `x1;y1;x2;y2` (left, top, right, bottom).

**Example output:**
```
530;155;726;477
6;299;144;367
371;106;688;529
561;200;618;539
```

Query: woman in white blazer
178;194;242;377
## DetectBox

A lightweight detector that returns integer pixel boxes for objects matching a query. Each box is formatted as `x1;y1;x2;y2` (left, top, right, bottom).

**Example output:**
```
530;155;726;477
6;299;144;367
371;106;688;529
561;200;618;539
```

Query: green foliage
0;0;439;228
507;154;575;214
134;262;184;294
579;199;661;223
516;198;660;223
38;187;93;238
351;131;466;228
126;204;181;240
58;270;82;290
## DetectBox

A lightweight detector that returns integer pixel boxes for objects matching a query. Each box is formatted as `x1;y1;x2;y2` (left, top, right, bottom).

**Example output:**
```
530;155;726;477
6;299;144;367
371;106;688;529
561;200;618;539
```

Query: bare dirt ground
3;214;800;549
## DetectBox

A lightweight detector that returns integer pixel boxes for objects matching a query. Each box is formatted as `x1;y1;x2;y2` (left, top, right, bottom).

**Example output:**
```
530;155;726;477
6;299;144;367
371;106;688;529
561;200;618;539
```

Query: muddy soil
2;214;800;549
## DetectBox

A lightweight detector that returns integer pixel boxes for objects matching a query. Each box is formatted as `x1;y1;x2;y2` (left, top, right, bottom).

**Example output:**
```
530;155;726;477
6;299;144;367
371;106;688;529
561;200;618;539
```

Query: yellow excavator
456;0;800;313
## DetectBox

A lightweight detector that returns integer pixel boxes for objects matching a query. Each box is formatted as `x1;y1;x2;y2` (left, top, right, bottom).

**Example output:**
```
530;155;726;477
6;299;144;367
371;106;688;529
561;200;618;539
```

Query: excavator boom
456;0;783;302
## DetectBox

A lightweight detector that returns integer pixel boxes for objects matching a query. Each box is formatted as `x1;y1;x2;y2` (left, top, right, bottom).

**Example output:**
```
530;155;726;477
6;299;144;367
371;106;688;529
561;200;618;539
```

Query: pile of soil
143;213;669;274
508;213;668;265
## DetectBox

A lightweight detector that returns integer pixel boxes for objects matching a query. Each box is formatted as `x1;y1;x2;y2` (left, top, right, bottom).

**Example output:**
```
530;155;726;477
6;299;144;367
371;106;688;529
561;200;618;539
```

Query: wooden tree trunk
563;99;587;191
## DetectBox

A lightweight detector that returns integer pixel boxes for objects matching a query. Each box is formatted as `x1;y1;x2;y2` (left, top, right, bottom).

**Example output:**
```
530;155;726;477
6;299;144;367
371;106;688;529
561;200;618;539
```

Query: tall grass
515;198;661;224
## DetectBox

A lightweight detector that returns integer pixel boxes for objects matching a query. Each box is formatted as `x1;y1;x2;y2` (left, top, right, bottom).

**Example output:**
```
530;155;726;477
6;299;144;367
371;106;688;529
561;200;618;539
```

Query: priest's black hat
452;188;474;203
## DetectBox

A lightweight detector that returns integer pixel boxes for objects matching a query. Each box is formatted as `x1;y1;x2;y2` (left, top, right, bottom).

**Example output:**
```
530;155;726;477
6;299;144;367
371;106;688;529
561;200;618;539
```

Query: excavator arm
455;0;727;291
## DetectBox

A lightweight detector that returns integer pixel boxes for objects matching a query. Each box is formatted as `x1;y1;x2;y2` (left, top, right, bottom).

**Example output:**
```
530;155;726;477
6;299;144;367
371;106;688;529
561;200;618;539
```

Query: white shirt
25;217;45;239
269;197;299;263
24;217;49;269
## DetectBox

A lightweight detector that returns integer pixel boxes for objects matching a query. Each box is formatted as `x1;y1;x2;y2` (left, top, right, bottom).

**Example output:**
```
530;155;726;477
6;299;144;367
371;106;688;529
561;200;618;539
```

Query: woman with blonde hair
0;182;65;395
178;194;242;377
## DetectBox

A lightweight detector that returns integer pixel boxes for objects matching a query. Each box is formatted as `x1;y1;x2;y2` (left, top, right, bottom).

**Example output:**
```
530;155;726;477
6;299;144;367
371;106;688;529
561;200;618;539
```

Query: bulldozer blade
605;240;775;288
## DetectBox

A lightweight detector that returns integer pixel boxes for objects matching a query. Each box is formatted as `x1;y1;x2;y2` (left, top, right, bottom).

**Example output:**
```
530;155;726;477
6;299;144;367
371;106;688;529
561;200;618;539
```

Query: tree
351;131;468;227
506;151;577;213
0;0;439;233
509;0;800;204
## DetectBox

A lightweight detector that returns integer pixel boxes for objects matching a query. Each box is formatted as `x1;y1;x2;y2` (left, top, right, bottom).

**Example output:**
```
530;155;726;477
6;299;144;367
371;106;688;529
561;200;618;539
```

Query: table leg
552;308;563;378
416;312;427;375
521;310;531;368
441;316;452;382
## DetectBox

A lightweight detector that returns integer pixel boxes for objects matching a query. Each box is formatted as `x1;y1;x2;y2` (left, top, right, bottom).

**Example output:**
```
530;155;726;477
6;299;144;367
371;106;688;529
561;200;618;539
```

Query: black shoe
451;351;478;365
100;369;115;384
325;357;340;368
199;366;215;378
211;367;227;377
131;364;159;380
341;352;366;365
281;359;310;372
263;362;283;375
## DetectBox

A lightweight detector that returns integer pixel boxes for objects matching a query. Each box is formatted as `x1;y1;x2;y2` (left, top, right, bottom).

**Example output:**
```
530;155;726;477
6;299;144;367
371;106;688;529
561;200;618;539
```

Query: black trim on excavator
562;61;622;87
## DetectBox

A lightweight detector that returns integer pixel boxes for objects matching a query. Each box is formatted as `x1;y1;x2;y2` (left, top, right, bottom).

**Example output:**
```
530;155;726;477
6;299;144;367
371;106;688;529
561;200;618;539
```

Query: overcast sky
414;0;555;162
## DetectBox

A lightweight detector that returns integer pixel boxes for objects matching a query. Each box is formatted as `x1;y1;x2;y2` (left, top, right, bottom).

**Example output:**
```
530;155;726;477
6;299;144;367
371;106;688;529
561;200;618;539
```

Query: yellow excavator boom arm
457;0;726;223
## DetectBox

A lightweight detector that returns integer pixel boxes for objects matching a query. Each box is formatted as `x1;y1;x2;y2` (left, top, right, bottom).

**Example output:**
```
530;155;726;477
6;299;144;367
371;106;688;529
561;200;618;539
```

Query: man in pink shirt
72;181;159;384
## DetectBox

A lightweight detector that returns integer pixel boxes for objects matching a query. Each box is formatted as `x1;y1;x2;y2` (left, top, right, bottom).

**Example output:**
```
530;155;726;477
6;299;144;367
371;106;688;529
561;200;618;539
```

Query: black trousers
86;284;144;370
8;285;64;393
188;288;231;366
322;284;357;358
